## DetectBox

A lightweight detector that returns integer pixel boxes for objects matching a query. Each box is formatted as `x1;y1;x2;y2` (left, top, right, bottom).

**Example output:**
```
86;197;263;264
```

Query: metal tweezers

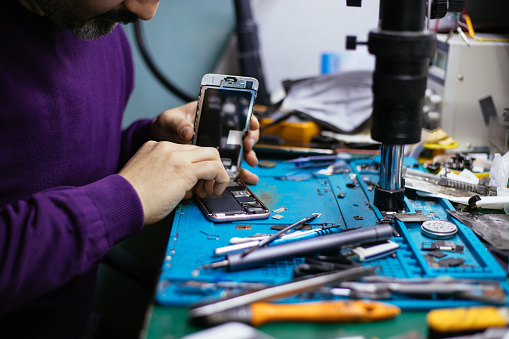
329;276;507;304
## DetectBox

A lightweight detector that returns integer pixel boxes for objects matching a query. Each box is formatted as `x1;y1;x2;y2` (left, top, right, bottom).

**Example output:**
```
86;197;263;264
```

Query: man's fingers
183;190;194;200
250;115;260;131
194;180;207;198
243;115;260;163
192;162;229;182
165;103;195;140
238;168;259;185
203;179;216;195
152;101;197;142
244;149;258;167
194;178;228;198
182;145;225;164
155;143;228;183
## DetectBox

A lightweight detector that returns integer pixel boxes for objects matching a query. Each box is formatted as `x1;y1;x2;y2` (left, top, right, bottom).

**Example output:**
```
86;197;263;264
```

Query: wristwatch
421;220;458;239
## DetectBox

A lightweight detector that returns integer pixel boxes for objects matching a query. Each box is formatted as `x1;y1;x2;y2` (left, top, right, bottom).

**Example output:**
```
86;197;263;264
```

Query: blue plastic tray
155;157;508;310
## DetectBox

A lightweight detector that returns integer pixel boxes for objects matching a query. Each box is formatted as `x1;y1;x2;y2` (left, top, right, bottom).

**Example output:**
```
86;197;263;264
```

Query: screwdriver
241;212;321;257
199;224;393;271
191;299;401;327
191;266;377;319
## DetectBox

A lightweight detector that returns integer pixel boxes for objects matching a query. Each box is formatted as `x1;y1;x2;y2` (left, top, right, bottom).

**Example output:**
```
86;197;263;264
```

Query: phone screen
195;88;253;171
192;74;269;222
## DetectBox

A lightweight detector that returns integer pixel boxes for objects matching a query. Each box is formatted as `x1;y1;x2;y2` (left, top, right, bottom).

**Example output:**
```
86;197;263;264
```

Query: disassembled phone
192;74;270;222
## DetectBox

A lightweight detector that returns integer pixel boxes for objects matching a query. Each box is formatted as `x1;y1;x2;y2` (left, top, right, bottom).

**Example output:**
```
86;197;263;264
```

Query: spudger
241;212;321;257
199;224;394;271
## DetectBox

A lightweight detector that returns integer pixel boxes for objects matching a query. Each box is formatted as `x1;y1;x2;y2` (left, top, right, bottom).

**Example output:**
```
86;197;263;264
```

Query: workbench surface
143;157;507;338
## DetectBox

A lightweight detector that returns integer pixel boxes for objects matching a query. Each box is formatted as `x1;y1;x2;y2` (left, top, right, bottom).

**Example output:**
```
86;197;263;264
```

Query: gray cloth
280;71;373;134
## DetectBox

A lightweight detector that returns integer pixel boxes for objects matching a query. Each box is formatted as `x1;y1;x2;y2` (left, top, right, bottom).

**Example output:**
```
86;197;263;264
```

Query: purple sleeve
0;175;144;315
119;119;153;168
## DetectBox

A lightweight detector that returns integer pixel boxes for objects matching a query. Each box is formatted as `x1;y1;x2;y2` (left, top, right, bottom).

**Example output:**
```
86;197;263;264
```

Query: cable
133;21;195;103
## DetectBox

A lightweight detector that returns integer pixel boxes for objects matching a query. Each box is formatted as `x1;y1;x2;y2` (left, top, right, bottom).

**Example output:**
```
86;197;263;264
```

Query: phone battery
201;189;246;214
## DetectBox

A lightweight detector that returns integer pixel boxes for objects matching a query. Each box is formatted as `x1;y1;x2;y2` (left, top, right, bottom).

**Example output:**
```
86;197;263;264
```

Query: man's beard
70;20;119;40
33;0;139;40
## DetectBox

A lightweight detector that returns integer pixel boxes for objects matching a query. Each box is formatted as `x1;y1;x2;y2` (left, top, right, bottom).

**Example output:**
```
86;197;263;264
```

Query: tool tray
155;157;508;310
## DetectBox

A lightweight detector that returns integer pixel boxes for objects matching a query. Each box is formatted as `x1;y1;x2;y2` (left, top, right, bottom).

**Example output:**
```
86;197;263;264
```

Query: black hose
133;21;195;103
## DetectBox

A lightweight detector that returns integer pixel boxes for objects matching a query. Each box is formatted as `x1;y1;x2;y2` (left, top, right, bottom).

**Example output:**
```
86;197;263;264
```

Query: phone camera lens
246;81;253;89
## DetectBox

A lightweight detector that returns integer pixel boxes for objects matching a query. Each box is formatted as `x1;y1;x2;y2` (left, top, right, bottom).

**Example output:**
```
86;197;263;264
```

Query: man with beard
0;1;260;337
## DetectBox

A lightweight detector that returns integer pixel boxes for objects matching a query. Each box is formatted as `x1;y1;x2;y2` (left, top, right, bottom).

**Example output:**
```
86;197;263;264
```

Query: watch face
421;220;458;239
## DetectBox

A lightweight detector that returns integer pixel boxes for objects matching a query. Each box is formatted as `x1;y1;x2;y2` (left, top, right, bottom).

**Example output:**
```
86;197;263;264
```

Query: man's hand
151;101;196;144
119;141;229;225
151;102;261;185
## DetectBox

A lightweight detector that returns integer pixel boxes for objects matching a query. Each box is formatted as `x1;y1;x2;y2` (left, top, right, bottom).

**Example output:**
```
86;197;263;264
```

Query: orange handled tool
193;299;400;327
250;300;400;326
427;306;509;334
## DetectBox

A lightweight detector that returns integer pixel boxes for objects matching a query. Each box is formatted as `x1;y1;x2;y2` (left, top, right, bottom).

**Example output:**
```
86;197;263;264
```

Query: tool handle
427;307;508;333
250;300;400;326
227;224;393;271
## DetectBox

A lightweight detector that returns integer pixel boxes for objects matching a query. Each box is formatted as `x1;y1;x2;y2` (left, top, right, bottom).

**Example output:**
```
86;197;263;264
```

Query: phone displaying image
192;74;270;222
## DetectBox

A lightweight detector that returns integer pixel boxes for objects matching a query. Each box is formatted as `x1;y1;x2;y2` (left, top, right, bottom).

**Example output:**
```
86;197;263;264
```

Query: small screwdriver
191;299;401;327
199;224;393;271
241;213;321;257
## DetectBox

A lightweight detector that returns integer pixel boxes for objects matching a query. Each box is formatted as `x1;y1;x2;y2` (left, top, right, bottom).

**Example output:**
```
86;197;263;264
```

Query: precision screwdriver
241;212;321;257
199;224;394;271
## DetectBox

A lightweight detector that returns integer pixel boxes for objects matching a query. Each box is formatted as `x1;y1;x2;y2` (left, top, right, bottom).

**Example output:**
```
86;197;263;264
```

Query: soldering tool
198;224;393;271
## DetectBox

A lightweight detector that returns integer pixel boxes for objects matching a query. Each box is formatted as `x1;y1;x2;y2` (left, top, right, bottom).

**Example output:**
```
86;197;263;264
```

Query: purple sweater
0;2;150;337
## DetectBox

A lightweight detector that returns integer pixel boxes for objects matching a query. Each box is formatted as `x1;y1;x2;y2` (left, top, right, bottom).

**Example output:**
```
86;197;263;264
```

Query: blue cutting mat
155;157;508;310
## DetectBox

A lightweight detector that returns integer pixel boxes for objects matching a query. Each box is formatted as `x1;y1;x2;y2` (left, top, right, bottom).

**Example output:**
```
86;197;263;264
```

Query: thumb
153;102;196;142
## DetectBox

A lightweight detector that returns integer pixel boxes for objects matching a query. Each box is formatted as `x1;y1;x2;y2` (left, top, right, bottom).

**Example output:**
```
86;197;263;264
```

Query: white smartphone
192;74;270;222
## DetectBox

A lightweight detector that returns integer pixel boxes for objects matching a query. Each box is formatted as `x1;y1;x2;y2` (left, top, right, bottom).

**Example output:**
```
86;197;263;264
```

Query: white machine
426;33;509;153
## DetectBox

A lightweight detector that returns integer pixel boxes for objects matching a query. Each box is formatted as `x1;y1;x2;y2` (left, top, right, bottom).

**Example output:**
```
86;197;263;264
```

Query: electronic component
349;240;399;261
422;240;464;253
421;220;458;239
